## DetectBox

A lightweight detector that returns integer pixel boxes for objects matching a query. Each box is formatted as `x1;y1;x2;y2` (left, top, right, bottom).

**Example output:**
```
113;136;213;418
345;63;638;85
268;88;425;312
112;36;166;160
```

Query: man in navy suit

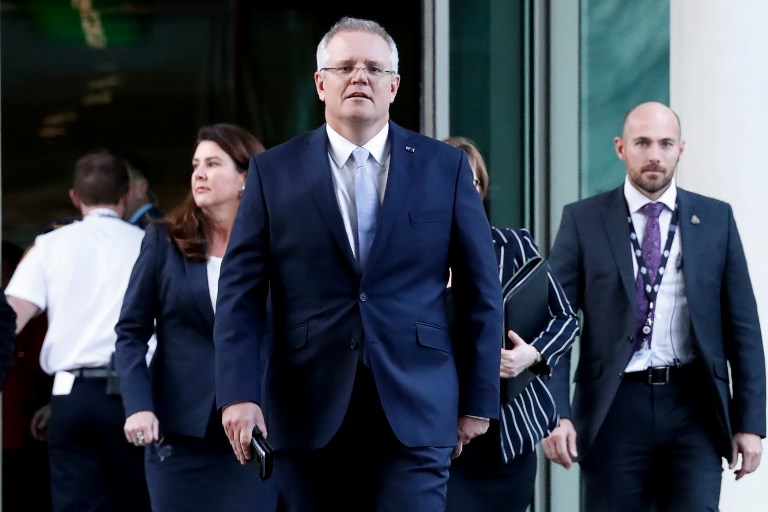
214;16;502;511
542;101;765;511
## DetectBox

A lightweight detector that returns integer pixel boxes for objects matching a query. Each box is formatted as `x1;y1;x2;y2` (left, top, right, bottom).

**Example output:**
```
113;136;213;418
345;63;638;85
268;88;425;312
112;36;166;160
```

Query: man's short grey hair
316;16;399;74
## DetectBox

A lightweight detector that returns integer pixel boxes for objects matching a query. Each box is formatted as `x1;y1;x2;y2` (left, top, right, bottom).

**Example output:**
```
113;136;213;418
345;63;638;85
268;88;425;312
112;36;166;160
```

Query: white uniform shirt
5;209;146;380
624;178;694;371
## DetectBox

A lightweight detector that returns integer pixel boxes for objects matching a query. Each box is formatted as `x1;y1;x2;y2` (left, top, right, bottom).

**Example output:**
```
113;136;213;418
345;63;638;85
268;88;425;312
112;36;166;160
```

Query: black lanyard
627;204;678;337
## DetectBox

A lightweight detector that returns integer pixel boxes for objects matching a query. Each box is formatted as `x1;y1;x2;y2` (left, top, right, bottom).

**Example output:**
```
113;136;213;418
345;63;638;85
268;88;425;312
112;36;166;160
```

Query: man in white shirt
6;150;150;512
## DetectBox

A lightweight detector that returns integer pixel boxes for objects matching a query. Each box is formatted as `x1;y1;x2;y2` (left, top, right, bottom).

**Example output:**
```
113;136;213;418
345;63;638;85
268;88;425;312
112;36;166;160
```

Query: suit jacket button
350;339;359;349
359;292;368;302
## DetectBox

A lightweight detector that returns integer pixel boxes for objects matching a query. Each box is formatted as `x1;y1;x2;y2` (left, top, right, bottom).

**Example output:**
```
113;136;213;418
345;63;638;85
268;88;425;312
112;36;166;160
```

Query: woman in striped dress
444;136;579;512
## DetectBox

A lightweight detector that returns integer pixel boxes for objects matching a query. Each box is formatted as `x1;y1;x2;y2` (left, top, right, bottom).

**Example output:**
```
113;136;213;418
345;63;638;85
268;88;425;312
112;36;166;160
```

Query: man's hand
30;403;51;442
542;418;578;469
453;416;489;459
730;432;762;480
222;401;265;464
500;330;540;378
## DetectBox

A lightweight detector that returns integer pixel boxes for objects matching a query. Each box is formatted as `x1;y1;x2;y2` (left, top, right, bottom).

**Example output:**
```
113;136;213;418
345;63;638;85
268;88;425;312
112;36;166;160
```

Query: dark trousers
145;428;279;512
275;363;452;512
3;442;52;511
580;369;723;512
48;378;150;512
446;426;536;512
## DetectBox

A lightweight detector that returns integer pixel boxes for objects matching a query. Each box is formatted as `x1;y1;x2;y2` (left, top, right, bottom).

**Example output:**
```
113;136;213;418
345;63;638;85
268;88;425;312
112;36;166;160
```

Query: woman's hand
499;330;540;378
124;411;159;446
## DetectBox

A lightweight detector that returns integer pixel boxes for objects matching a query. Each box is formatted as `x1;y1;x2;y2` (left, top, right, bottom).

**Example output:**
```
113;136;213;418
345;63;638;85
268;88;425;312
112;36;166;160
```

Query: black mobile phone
249;427;273;481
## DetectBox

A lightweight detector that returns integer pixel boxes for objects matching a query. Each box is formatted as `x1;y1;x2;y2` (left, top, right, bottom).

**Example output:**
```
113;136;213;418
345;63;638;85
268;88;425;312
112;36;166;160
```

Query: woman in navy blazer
443;137;579;512
114;124;278;511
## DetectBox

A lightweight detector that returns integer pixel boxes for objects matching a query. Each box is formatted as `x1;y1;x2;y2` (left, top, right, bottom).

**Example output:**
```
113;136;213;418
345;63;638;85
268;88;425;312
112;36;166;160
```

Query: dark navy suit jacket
115;224;222;438
214;121;503;451
549;185;766;459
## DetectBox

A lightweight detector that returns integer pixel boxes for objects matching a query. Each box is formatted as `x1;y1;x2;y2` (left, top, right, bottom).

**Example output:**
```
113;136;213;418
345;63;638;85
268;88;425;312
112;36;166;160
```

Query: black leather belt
70;367;113;379
623;365;691;385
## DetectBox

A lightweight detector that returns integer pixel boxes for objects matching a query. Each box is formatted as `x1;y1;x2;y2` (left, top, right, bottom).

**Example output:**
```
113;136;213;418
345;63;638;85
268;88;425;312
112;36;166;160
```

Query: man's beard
636;163;673;195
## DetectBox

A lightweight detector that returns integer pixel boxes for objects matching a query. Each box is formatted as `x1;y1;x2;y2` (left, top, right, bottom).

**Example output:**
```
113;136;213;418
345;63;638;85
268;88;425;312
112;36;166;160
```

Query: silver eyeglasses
320;66;395;79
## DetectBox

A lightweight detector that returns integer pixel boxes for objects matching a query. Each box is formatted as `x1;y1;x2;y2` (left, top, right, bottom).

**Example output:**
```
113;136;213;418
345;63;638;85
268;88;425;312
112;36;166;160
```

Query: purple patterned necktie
634;202;666;350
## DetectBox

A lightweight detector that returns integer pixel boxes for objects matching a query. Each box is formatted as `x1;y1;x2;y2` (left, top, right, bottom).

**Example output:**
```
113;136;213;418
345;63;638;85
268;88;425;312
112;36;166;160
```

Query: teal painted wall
580;0;670;197
450;0;527;230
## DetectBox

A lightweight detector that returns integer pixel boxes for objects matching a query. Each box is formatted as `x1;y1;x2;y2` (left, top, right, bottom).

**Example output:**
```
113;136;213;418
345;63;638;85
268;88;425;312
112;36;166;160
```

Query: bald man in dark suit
543;102;765;511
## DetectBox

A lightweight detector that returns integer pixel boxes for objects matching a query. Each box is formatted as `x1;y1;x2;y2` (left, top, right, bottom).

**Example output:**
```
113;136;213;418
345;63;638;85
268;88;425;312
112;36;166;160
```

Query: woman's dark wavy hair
165;124;265;261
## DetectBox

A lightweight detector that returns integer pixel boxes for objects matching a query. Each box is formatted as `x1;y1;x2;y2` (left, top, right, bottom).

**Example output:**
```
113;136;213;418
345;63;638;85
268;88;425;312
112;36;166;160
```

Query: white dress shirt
325;124;391;259
207;255;223;313
624;178;695;371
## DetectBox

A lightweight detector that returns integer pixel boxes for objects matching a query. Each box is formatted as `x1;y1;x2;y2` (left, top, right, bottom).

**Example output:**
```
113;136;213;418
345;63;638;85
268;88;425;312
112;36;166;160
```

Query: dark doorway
1;0;422;247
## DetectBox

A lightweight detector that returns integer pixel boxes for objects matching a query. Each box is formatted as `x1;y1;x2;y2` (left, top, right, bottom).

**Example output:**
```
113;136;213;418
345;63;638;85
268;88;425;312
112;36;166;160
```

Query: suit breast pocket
408;210;451;266
409;211;449;225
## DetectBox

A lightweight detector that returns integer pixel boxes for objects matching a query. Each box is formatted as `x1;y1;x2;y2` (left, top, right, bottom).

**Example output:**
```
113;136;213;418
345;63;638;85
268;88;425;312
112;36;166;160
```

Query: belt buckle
648;366;670;385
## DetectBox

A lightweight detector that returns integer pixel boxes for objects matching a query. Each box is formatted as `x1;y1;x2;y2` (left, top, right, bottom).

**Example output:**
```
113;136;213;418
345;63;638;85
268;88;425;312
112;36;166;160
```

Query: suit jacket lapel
676;189;702;296
303;126;358;270
183;257;215;327
364;122;415;270
601;187;636;302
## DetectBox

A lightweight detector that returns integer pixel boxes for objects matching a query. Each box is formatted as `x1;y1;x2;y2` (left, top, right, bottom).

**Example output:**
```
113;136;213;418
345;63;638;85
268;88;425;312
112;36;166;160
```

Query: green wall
450;0;527;230
580;0;670;197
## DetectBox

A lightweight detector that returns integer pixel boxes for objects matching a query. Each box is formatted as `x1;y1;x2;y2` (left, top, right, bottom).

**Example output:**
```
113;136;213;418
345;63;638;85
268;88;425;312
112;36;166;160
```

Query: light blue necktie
352;147;379;269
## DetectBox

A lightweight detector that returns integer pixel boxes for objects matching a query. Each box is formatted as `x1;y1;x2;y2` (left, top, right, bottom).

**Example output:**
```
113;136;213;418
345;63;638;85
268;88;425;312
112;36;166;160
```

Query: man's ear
69;189;81;210
389;74;400;103
134;178;149;197
613;136;626;161
314;71;326;101
123;187;134;208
